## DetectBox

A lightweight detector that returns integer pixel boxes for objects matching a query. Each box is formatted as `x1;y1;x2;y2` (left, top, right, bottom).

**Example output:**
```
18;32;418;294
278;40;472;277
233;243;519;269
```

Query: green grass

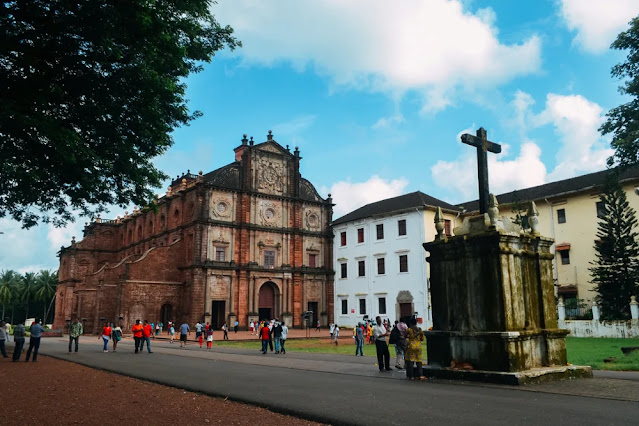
566;337;639;371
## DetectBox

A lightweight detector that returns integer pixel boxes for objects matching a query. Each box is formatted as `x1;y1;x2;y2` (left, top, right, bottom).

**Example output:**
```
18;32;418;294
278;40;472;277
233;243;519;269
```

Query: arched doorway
258;281;279;320
160;303;173;326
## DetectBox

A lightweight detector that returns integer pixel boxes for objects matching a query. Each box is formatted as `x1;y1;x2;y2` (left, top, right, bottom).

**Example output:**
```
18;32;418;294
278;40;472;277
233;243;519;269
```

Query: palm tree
35;270;58;324
20;272;38;321
0;270;18;320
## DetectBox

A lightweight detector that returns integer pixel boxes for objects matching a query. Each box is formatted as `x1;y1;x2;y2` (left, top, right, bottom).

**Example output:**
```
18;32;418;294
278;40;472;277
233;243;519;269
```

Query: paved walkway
6;337;639;425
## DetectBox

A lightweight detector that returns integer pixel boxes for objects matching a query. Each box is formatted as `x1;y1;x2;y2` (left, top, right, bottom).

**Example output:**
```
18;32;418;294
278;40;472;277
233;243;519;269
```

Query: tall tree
600;15;639;167
1;1;240;228
0;270;18;320
35;270;58;323
20;272;37;321
590;171;639;319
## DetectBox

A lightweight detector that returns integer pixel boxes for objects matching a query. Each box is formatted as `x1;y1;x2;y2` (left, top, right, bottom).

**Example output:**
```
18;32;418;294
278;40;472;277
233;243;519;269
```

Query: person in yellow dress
404;317;426;381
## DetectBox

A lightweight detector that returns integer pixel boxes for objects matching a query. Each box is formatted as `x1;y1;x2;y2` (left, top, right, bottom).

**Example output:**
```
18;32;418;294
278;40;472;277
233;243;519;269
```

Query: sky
3;0;639;273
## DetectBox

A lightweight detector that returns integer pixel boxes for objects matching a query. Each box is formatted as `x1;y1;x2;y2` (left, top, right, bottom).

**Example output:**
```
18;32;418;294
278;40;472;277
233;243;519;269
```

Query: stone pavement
6;337;639;425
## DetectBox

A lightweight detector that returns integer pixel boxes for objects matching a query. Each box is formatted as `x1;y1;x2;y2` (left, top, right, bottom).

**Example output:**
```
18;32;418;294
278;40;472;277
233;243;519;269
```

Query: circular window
308;213;318;226
264;208;275;220
217;202;227;213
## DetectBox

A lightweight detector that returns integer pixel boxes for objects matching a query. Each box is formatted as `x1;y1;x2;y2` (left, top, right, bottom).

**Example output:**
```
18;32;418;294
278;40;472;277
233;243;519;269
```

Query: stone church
53;131;334;333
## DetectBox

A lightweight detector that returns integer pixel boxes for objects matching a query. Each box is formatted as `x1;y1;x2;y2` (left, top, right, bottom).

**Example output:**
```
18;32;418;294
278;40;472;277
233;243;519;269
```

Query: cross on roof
461;127;502;214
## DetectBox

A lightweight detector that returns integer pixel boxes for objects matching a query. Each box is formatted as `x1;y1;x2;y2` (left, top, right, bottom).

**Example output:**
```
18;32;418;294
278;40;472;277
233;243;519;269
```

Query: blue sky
3;0;639;273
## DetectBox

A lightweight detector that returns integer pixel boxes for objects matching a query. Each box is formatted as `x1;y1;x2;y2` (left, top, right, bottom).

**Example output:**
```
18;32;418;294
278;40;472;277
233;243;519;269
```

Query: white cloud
372;113;405;130
272;114;317;146
326;175;409;217
559;0;639;53
215;0;541;112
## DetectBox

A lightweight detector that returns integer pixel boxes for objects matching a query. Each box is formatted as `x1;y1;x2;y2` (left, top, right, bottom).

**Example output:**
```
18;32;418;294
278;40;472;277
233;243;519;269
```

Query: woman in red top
100;322;112;353
260;321;270;354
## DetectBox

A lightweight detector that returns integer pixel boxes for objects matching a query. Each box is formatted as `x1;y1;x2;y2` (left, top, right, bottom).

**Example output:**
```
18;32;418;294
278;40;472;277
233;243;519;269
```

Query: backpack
389;326;399;345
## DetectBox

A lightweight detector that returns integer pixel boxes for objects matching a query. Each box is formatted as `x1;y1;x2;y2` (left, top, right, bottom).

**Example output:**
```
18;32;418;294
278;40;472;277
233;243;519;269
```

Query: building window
340;231;346;246
357;228;364;243
399;255;408;272
340;263;347;279
341;299;348;315
308;254;317;268
264;250;275;269
559;250;570;265
358;260;365;277
359;298;366;315
398;219;407;236
378;297;386;315
376;224;384;240
557;208;566;224
596;201;606;219
377;257;385;275
215;247;226;261
444;219;452;236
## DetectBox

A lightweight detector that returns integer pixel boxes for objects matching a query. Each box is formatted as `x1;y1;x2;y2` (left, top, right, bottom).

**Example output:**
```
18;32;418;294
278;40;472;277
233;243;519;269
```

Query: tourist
195;322;202;341
167;320;172;335
404;317;426;381
12;321;26;362
354;322;364;356
155;322;160;337
205;322;210;334
111;323;122;352
280;321;288;354
4;320;10;342
260;320;270;354
368;322;374;345
158;321;163;335
179;322;190;348
329;323;335;339
100;321;112;353
169;324;176;343
389;320;407;370
0;321;8;358
68;318;83;353
315;320;321;332
25;318;45;362
373;316;391;371
150;322;155;339
333;324;340;345
268;320;274;352
249;320;254;335
273;321;282;354
234;319;239;333
198;331;204;348
206;326;213;349
132;319;144;353
142;320;153;353
222;323;229;341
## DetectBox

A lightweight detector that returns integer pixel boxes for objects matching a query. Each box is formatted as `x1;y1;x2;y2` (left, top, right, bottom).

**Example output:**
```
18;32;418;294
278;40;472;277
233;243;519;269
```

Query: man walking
315;319;321;332
179;322;190;348
354;322;364;356
25;318;45;362
373;316;391;371
0;321;8;358
68;318;83;353
234;319;239;334
329;323;335;340
132;319;144;353
142;320;153;353
260;321;270;354
280;321;288;354
12;321;26;362
195;321;202;342
273;321;283;354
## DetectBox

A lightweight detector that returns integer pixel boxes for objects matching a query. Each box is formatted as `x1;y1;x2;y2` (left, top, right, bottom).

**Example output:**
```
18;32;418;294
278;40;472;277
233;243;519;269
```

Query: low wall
560;319;639;338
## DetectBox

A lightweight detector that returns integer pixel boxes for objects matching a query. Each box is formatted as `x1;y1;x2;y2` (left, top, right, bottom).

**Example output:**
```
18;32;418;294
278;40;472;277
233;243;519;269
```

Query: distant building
331;191;460;329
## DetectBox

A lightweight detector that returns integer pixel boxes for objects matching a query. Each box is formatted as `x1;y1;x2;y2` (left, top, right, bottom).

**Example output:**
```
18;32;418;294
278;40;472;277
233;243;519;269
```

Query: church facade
53;132;334;333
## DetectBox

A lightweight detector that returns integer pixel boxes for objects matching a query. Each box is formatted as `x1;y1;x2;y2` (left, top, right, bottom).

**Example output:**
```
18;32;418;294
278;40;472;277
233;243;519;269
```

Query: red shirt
102;326;112;337
132;323;143;338
260;326;270;340
142;324;152;338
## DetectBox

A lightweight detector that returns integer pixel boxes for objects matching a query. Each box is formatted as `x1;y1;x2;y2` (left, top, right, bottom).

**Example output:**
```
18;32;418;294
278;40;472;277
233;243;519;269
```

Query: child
169;325;175;343
198;332;204;348
206;327;213;349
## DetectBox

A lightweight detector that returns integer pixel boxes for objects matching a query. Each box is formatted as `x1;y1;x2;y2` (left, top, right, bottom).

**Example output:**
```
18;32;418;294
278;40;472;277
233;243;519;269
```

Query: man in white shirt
4;321;10;342
373;316;391;371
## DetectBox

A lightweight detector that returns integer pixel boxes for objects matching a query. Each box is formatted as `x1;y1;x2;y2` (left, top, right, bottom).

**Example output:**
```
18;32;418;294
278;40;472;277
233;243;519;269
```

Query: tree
1;1;240;228
20;272;38;321
589;171;639;319
35;270;58;324
600;15;639;168
0;270;18;320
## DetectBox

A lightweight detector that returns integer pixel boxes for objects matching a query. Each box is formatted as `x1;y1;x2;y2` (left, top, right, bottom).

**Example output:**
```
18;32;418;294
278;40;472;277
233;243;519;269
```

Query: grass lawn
566;337;639;371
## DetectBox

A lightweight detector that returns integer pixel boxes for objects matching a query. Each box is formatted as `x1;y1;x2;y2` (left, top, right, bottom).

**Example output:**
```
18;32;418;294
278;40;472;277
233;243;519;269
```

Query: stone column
557;297;566;322
631;296;639;320
591;304;600;321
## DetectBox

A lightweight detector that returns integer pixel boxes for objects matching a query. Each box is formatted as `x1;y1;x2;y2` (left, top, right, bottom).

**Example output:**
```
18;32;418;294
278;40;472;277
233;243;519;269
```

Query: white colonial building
332;191;460;330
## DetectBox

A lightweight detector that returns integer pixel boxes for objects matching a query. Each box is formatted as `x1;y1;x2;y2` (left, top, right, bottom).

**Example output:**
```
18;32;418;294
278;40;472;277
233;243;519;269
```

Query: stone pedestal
423;213;591;385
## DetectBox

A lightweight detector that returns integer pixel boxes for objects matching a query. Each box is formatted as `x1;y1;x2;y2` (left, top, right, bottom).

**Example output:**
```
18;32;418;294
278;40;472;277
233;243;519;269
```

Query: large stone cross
461;127;501;214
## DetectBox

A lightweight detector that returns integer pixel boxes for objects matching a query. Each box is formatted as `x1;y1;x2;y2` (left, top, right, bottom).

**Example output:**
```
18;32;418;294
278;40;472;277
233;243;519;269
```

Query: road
8;337;639;425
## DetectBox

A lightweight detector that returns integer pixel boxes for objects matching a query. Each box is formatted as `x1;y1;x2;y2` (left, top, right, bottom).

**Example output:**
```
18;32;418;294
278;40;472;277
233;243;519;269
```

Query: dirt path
3;353;322;426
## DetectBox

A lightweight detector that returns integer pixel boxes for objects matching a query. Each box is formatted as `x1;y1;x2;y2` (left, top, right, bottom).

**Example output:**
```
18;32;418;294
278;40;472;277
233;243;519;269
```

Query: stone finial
181;178;187;189
434;206;445;240
286;144;290;152
527;201;540;235
294;146;300;157
488;194;499;227
327;193;333;203
96;214;101;223
241;134;248;145
125;210;129;217
267;130;273;141
167;186;172;196
71;236;76;244
249;136;254;146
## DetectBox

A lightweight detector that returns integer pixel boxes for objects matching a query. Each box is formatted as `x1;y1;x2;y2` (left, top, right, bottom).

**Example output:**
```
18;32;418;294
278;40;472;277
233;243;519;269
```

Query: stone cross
461;127;502;214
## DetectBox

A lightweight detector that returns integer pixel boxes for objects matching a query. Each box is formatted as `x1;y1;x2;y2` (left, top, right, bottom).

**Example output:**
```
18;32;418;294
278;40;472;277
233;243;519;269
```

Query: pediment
255;141;291;156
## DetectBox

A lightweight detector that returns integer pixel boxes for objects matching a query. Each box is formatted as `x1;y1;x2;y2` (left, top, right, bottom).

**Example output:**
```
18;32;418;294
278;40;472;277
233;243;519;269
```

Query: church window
357;228;364;243
376;224;384;240
444;220;452;236
341;299;348;315
264;250;275;269
560;250;570;265
359;298;366;315
340;232;346;246
399;255;408;273
137;225;143;240
557;209;566;224
378;297;386;315
309;254;317;268
340;263;347;278
159;214;166;230
148;220;154;236
596;201;606;219
377;258;385;275
398;219;407;236
215;247;226;262
358;260;365;277
127;229;133;244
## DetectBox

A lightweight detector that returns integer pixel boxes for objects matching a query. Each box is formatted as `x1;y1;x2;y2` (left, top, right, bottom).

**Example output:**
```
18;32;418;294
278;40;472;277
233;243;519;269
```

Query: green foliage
0;270;19;306
566;337;639;371
589;171;639;319
600;15;639;167
0;269;58;322
0;0;240;228
509;190;529;229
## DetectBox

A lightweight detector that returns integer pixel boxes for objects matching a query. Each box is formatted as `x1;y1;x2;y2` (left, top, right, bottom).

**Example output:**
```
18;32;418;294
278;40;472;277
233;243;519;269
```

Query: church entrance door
399;303;412;319
307;302;318;325
160;303;173;326
211;301;225;329
258;282;278;320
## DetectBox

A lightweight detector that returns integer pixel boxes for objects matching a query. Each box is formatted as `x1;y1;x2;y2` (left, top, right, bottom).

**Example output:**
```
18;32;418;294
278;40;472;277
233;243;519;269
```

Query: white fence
557;296;639;338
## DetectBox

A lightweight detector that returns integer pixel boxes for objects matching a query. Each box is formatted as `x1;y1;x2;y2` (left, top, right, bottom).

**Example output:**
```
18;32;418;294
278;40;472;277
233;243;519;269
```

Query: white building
332;191;460;330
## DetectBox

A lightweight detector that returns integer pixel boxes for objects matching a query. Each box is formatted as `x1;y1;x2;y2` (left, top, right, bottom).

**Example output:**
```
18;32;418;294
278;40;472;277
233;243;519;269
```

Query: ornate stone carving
211;197;232;219
299;179;322;201
305;210;320;230
258;143;282;154
396;290;413;303
256;157;284;194
259;201;279;226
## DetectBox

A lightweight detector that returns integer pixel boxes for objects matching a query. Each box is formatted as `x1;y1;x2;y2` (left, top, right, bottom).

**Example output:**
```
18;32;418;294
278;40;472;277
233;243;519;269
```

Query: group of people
257;319;289;354
1;318;46;362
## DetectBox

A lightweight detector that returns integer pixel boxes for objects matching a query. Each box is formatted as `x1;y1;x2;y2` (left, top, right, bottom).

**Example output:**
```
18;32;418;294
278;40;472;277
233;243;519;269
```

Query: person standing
99;321;112;353
142;320;153;353
68;318;83;353
195;322;202;342
234;320;239;334
132;319;144;353
179;322;190;348
315;320;321;332
333;324;340;346
389;320;406;370
354;322;364;356
0;321;8;358
150;322;155;339
111;323;122;352
373;316;391;371
222;323;229;341
280;321;288;354
249;320;254;335
169;324;176;343
206;326;213;349
260;321;270;354
273;321;282;354
4;320;10;342
25;318;45;362
12;321;26;362
329;323;335;340
404;317;426;381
